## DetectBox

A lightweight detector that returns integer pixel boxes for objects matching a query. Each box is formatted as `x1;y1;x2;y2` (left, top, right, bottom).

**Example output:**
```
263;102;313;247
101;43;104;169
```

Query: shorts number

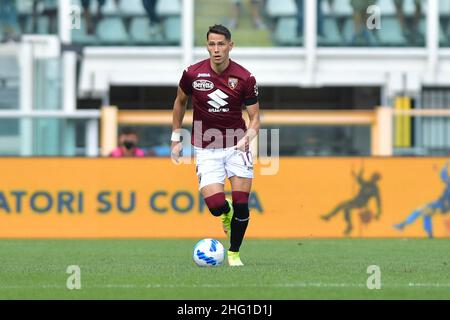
239;151;253;167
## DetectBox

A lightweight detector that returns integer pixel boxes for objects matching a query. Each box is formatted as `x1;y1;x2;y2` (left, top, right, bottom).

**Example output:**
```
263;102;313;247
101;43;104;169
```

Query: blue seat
320;0;332;15
439;24;448;46
119;0;146;15
0;85;19;110
440;0;450;16
378;0;396;15
273;17;302;46
163;16;181;44
101;0;120;15
342;18;378;46
318;17;343;46
72;24;98;44
0;57;19;79
333;0;353;17
96;17;129;43
130;17;151;43
443;19;450;45
24;16;50;34
377;17;408;46
130;17;164;44
16;0;34;14
265;0;297;17
42;0;58;10
156;0;181;16
404;0;424;16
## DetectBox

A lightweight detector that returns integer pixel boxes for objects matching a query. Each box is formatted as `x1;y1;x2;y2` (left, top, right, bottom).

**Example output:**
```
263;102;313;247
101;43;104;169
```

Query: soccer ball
193;238;225;267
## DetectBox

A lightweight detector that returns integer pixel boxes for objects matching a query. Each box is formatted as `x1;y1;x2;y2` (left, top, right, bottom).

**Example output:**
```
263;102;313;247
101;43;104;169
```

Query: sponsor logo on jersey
228;77;238;90
197;73;211;77
193;80;214;91
207;89;230;112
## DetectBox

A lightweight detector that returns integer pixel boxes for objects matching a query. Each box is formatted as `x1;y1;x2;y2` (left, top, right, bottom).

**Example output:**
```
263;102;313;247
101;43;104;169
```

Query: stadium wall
0;158;449;238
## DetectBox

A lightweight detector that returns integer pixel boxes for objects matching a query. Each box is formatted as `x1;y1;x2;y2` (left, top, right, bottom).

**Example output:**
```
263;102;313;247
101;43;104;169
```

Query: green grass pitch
0;239;449;299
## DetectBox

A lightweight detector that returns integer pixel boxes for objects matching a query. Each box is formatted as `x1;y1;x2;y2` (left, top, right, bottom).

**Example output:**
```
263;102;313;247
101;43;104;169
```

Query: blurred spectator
295;0;304;37
81;0;105;35
81;0;119;35
350;0;376;45
0;0;20;42
25;0;58;35
42;0;58;34
229;0;266;30
142;0;162;35
109;127;146;157
30;0;39;34
394;0;423;45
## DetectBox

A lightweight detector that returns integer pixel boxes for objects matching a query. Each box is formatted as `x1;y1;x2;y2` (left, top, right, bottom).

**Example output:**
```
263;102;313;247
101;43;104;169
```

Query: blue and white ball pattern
193;238;225;267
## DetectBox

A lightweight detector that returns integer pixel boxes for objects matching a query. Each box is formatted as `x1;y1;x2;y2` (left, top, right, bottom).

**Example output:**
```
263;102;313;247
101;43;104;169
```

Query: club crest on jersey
228;77;238;90
193;80;214;91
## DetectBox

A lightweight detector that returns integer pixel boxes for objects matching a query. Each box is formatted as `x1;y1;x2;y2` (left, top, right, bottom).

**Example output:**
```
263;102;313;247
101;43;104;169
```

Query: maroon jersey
179;59;258;148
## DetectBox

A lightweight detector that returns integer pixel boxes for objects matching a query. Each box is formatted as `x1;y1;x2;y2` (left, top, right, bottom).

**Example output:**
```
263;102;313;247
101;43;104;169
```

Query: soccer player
394;162;450;238
170;24;260;266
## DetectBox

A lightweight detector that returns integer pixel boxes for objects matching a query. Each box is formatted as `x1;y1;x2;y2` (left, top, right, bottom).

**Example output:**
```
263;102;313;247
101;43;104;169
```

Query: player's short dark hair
120;126;137;135
207;24;232;41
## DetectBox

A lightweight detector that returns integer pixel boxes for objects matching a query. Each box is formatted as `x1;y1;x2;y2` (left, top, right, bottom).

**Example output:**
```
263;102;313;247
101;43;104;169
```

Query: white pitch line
407;283;450;288
1;283;450;289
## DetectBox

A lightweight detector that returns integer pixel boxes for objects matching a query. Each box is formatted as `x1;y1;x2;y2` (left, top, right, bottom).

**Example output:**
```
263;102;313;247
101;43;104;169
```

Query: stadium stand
1;0;450;156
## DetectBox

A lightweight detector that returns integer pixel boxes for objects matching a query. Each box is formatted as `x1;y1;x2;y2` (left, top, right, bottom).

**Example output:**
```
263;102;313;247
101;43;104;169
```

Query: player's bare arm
171;86;189;162
236;102;260;152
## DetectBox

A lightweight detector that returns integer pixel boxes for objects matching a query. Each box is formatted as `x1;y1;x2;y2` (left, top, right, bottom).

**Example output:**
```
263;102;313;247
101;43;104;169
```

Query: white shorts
194;146;254;190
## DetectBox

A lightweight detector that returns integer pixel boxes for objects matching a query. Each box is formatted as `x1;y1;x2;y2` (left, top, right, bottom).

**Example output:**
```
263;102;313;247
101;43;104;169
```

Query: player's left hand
171;141;183;164
235;136;249;152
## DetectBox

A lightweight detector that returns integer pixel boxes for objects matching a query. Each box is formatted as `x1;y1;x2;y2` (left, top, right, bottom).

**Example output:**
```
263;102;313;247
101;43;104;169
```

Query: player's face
206;33;233;65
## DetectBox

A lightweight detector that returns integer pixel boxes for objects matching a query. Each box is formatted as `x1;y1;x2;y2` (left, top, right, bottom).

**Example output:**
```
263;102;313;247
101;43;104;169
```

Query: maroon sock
204;192;230;216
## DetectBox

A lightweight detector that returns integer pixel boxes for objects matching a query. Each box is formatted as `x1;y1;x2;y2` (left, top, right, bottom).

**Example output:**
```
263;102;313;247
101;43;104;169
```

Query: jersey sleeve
178;68;192;95
244;75;258;106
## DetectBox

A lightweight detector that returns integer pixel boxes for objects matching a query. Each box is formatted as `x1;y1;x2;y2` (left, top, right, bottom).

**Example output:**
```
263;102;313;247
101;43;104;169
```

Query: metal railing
100;106;395;157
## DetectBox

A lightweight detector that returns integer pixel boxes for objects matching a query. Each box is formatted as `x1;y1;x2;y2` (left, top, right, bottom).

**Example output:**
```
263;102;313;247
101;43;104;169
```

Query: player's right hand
235;136;249;152
171;141;183;164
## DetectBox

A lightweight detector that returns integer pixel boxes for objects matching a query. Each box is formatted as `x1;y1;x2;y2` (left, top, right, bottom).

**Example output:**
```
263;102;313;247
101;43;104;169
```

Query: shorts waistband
194;146;236;151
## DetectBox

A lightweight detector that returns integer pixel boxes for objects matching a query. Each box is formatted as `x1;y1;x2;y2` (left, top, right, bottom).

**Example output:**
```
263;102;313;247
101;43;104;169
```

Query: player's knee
204;192;227;217
233;203;250;221
232;191;249;204
209;207;224;217
231;191;250;220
